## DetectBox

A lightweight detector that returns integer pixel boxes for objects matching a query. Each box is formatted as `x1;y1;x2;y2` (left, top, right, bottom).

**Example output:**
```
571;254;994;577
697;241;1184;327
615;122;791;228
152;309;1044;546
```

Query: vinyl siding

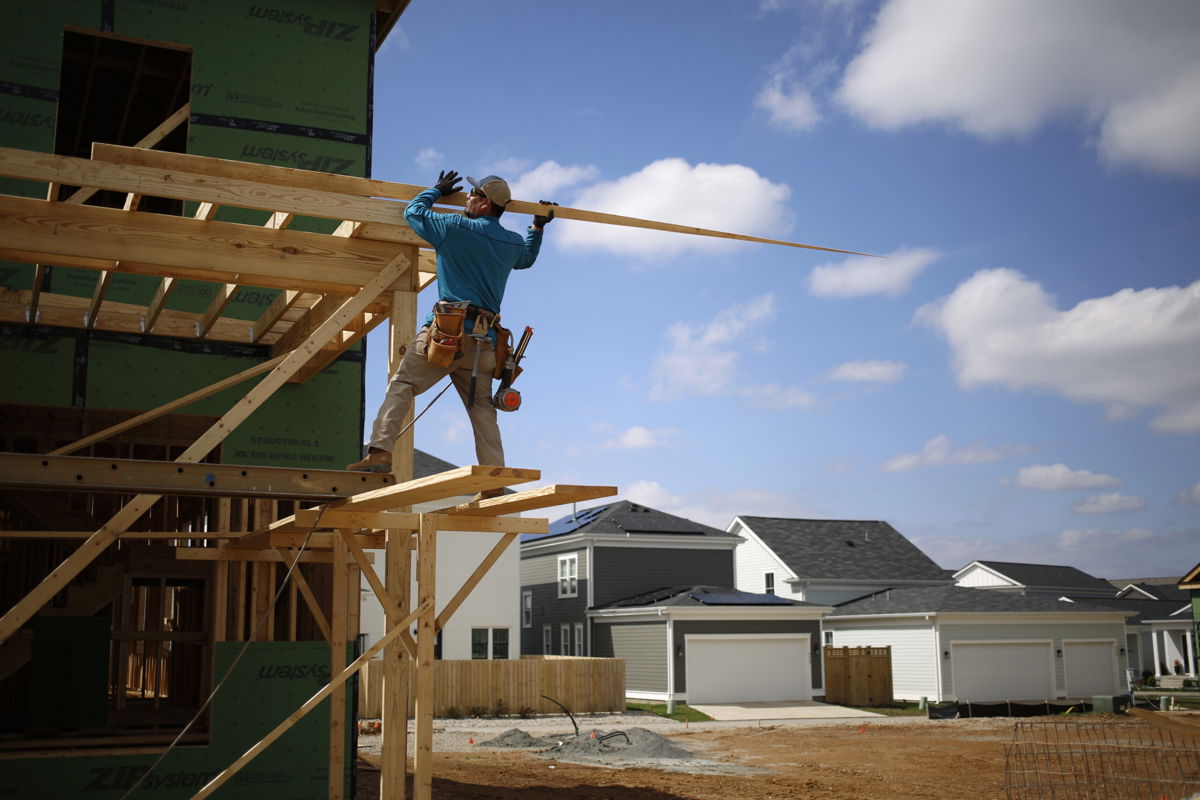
519;547;589;655
825;620;940;700
673;619;822;692
734;534;786;595
937;620;1128;699
592;546;733;608
955;565;1013;588
592;621;667;693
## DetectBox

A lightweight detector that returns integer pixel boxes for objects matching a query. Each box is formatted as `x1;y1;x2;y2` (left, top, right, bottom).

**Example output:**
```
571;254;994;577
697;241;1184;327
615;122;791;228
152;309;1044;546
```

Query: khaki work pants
368;327;504;466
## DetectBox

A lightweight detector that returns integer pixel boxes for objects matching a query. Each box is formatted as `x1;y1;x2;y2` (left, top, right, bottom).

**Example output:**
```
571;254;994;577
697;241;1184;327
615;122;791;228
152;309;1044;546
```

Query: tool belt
426;301;500;368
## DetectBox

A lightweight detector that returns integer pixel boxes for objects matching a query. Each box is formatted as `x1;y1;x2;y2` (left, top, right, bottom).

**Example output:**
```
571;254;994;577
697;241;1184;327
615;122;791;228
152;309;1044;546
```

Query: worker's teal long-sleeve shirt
404;187;541;320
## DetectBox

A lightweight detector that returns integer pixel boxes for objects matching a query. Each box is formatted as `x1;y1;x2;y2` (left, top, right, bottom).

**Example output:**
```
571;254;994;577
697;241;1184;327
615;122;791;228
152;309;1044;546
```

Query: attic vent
845;540;856;547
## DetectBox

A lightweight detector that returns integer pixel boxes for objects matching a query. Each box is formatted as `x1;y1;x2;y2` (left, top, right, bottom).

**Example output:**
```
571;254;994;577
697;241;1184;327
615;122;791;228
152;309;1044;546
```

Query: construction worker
347;170;555;475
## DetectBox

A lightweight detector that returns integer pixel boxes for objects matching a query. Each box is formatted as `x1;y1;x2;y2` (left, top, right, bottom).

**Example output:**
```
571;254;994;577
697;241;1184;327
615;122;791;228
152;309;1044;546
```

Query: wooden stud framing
141;276;176;333
329;533;348;800
84;269;113;329
413;514;437;800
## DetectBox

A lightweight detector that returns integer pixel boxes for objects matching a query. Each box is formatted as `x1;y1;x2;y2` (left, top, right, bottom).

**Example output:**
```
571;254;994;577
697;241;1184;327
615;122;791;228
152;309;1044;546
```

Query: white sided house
730;517;952;606
824;586;1134;703
358;451;520;661
954;560;1117;598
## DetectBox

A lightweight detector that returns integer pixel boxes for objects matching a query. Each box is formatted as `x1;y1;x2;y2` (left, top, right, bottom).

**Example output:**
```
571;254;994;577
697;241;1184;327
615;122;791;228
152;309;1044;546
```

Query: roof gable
1179;562;1200;589
972;561;1114;592
736;517;949;583
540;500;733;540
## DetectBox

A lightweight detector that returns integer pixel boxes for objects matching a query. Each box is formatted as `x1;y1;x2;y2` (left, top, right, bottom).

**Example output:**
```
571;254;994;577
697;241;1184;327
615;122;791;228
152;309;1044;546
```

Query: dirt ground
357;718;1014;799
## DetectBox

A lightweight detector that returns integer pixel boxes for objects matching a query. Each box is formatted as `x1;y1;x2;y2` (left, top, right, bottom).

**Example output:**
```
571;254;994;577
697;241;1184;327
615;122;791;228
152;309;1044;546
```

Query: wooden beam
329;534;348;800
197;282;238;338
440;484;619;517
290;309;388;385
413;515;436;800
0;531;245;540
0;252;410;645
251;289;302;343
84;270;112;329
271;293;349;356
176;548;345;564
189;601;430;800
0;194;406;296
194;202;219;221
62;102;190;206
85;143;876;256
282;553;331;644
26;264;44;323
337;529;415;661
434;532;518;631
141;276;175;333
1;453;393;499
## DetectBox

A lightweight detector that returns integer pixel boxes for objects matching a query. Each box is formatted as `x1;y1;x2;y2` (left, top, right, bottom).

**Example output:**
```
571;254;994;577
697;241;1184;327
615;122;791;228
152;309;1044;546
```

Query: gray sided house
590;587;829;705
825;586;1134;703
731;517;952;605
519;501;739;658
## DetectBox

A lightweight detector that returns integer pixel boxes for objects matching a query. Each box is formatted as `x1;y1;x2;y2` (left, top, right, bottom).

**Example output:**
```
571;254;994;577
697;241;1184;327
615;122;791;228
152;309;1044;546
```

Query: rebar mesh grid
1005;719;1200;800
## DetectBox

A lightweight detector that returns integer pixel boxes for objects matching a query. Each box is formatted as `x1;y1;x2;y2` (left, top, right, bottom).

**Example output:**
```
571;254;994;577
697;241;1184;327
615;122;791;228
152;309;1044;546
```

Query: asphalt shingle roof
1060;596;1189;624
542;501;734;540
738;517;949;582
973;561;1114;592
601;585;811;609
831;586;1135;616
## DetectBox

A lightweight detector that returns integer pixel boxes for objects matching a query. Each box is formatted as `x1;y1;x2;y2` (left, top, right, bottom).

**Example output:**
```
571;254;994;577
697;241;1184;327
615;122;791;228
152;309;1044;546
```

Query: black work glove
434;170;462;197
533;200;558;229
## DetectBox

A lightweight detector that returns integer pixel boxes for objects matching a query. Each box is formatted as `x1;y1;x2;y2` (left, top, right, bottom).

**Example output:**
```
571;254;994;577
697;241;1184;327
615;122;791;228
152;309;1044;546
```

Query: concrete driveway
687;700;885;721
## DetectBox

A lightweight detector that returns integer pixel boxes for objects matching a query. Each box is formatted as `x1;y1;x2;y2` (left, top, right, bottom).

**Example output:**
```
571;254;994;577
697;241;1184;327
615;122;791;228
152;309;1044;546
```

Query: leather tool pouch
427;301;468;367
492;325;513;379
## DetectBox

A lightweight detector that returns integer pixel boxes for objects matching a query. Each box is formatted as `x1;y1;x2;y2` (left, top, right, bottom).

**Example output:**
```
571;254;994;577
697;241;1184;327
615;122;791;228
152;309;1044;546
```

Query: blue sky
366;0;1200;580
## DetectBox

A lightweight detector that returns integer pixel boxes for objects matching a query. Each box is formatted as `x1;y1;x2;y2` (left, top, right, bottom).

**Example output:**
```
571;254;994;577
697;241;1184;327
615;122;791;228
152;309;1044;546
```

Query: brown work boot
346;448;392;473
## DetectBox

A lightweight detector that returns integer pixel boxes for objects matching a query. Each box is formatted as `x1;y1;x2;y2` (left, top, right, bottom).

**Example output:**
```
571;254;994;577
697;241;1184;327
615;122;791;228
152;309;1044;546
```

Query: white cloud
1015;464;1121;491
882;433;1026;472
414;147;443;171
1072;492;1148;515
507;161;600;203
756;72;823;131
828;359;906;383
651;295;777;401
918;269;1200;433
556;158;794;258
604;426;677;449
808;247;940;298
741;384;818;409
624;480;824;529
836;0;1200;176
1058;527;1156;549
1175;481;1200;506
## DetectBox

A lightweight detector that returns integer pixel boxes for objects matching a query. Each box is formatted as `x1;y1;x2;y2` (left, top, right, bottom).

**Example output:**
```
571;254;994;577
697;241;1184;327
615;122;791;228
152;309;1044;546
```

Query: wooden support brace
194;202;219;221
336;528;416;660
26;264;43;323
142;276;176;333
189;601;430;800
47;353;287;456
198;282;238;339
0;251;411;645
63;103;190;206
175;547;348;564
413;515;437;800
84;269;113;329
277;550;331;644
329;533;348;800
122;192;141;212
251;289;301;343
434;532;519;632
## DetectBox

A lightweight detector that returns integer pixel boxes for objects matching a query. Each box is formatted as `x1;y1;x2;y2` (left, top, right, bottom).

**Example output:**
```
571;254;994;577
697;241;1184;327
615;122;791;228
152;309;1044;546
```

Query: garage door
685;635;810;703
951;642;1054;702
1064;641;1117;697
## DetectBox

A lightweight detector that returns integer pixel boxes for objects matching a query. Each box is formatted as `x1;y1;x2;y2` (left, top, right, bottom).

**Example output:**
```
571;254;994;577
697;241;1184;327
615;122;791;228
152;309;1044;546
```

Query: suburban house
358;451;520;661
730;517;953;605
519;502;829;704
954;560;1117;598
1181;563;1200;672
823;586;1134;703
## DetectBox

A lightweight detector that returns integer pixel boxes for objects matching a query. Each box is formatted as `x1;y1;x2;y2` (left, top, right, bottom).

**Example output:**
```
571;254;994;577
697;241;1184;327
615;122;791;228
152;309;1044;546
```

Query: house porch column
1151;628;1162;677
1186;627;1197;677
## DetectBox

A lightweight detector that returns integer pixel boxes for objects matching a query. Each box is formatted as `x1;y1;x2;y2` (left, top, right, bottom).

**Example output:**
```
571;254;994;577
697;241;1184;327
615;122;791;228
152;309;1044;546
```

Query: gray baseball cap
466;174;511;208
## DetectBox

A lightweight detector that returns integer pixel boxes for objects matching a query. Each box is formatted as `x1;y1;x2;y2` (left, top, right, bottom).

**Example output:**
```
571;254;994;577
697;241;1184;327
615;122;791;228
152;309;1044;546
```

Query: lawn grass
855;702;926;716
625;701;713;722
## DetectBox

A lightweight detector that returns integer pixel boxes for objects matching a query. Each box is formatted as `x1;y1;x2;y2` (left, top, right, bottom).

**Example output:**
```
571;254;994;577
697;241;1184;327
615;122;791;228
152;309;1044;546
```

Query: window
471;628;509;660
764;573;775;595
573;622;584;657
824;631;834;646
559;623;571;656
542;624;552;655
521;590;533;628
557;554;578;598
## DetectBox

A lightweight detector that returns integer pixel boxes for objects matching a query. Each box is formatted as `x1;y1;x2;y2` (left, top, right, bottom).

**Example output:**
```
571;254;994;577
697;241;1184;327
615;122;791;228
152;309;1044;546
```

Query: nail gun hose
395;380;452;440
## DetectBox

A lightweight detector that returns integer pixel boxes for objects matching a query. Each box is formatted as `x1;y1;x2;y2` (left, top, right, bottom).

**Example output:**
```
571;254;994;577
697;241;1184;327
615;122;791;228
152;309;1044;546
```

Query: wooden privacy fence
357;656;625;719
823;646;892;707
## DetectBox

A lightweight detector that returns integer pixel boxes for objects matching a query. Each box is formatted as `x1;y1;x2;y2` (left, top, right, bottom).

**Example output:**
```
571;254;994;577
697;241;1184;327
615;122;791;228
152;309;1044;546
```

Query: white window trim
573;622;584;657
521;589;533;628
557;553;579;598
541;624;552;655
764;573;775;595
559;623;571;656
